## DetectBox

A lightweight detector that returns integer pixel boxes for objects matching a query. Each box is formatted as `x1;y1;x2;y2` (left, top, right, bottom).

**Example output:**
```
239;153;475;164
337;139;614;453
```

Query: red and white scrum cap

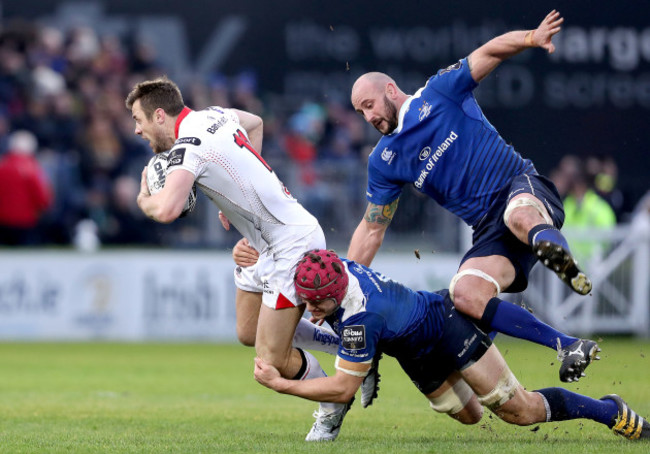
294;249;348;306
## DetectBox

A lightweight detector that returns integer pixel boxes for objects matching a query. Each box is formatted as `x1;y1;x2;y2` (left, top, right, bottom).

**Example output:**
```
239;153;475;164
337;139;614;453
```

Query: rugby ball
146;152;169;195
146;152;197;217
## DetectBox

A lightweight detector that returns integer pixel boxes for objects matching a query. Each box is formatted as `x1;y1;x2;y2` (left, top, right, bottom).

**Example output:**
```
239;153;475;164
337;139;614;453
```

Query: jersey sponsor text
414;130;458;188
341;325;366;350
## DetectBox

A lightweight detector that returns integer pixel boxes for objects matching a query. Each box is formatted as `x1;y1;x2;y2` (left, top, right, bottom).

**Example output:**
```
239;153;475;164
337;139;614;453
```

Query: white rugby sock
297;349;342;412
296;349;327;381
292;317;339;355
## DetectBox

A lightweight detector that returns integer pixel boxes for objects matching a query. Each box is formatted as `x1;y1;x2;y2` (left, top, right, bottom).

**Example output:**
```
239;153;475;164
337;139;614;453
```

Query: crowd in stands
0;18;637;254
0;19;374;249
548;154;622;263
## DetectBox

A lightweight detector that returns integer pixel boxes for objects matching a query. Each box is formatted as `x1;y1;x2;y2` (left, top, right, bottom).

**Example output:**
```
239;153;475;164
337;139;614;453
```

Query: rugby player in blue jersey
254;249;649;442
347;10;598;382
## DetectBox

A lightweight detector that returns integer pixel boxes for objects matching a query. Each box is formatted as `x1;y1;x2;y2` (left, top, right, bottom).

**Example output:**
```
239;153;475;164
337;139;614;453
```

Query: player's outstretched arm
347;200;398;266
233;109;263;153
468;9;563;83
254;356;365;403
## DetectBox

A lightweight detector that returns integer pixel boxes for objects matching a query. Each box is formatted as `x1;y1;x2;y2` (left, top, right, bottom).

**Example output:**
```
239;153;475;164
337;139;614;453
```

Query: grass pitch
0;337;648;453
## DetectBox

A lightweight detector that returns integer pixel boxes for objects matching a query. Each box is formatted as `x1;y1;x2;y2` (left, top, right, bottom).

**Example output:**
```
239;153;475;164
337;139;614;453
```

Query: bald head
351;72;408;135
351;72;396;108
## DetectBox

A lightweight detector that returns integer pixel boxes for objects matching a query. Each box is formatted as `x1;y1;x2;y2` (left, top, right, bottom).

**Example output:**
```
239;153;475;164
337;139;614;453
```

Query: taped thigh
449;269;501;302
476;364;519;410
428;379;474;415
503;196;553;228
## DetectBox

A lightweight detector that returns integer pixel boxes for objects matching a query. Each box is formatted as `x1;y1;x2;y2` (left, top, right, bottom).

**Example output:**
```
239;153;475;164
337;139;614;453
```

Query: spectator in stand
103;175;162;245
587;154;625;222
318;99;366;235
231;70;263;114
207;73;231;108
563;159;617;263
0;130;53;245
549;154;581;200
283;103;333;221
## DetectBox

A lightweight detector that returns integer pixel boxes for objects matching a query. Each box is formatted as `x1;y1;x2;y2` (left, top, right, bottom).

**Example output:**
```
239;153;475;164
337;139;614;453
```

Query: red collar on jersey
174;107;193;139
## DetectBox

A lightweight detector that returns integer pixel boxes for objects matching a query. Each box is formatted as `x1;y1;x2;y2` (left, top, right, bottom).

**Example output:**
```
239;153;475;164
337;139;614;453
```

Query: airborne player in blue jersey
254;250;649;442
347;10;598;382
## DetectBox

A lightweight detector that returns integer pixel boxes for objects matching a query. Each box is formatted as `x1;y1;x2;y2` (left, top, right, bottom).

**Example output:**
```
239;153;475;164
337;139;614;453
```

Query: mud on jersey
166;106;319;253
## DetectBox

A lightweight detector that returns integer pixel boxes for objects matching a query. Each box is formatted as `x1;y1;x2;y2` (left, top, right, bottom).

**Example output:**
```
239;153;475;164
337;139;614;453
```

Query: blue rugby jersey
325;259;447;364
366;58;536;227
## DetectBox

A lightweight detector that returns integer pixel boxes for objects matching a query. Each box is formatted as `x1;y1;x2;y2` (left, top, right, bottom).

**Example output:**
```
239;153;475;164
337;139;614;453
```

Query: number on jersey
233;129;272;172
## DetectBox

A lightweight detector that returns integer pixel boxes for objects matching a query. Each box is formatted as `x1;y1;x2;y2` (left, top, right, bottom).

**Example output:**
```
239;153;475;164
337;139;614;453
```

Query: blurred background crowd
0;13;644;254
0;17;370;250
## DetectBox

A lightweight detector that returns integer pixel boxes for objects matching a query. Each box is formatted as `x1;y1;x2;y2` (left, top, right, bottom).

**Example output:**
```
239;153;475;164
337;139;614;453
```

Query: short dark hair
125;76;185;119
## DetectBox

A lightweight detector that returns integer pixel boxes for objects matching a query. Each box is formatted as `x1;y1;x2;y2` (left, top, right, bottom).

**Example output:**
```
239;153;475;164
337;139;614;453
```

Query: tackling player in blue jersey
254;249;649;442
347;10;598;382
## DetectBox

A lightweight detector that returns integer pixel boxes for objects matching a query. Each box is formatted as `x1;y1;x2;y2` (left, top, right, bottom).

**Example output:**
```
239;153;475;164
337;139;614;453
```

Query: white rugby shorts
233;227;326;310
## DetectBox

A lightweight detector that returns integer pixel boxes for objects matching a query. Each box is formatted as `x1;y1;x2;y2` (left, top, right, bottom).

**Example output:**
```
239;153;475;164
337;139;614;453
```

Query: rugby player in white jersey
125;76;356;441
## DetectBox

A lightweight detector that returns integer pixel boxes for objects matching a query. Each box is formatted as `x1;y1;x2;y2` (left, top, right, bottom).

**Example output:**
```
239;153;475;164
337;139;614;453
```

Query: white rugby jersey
166;106;320;253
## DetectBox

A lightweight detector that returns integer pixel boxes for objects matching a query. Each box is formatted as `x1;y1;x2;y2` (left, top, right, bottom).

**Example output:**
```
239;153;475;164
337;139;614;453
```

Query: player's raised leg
506;192;591;295
450;254;599;382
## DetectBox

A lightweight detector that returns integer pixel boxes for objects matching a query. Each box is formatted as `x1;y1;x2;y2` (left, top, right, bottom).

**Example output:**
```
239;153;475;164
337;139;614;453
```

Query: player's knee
451;290;486;320
504;208;528;234
449;270;500;319
504;196;552;234
236;320;257;347
429;380;479;424
236;329;256;347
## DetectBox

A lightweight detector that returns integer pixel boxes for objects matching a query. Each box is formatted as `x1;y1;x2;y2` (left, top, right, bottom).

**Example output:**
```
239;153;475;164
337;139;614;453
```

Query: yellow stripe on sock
623;412;638;436
630;417;644;440
613;408;628;433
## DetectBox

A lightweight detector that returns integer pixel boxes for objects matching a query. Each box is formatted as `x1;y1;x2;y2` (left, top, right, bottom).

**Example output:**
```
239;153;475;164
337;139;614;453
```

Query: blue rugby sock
528;224;570;251
536;388;619;426
481;298;577;350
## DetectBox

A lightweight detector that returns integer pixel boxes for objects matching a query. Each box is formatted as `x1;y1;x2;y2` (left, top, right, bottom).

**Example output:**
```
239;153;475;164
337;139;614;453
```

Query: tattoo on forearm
364;199;399;225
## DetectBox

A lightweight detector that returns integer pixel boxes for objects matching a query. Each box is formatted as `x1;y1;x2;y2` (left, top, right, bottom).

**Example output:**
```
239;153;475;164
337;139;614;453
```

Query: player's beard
150;129;173;154
380;95;398;134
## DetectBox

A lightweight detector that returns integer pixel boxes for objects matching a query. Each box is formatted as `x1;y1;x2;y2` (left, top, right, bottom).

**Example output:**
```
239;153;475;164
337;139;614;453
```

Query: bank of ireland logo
381;147;395;164
419;147;431;161
419;101;432;121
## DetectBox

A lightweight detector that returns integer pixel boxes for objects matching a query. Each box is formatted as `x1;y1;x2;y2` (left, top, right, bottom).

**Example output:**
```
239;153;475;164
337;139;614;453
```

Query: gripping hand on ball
137;166;151;205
